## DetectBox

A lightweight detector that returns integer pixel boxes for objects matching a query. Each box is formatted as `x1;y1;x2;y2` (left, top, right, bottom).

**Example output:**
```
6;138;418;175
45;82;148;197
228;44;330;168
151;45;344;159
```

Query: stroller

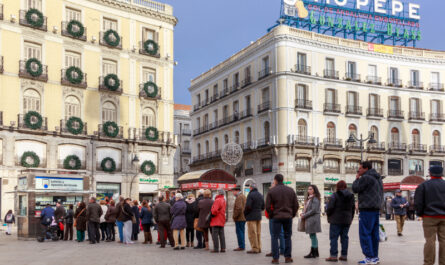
37;217;62;242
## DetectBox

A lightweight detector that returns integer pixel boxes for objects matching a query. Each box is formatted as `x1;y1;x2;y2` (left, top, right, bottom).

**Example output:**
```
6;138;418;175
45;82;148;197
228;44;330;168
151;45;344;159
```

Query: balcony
324;167;340;174
19;60;48;82
429;83;444;92
241;141;254;151
219;89;229;99
367;108;384;118
368;142;386;152
200;99;209;107
295;99;312;110
18;114;48;131
0;4;3;20
241;76;252;88
181;148;191;155
387;110;404;120
388;168;403;176
98;124;123;139
98;76;123;94
0;56;3;74
324;103;341;114
366;76;382;85
293;64;311;75
296;164;310;172
193;104;200;111
345;72;361;82
387;79;403;87
182;129;192;136
258;101;270;113
323;138;343;149
139;83;161;99
136;128;173;143
60;119;88;136
230;83;240;94
345;105;362;116
99;31;123;50
407;81;424;90
210;94;219;103
19;10;47;31
61;69;87;88
430;113;445;122
258;138;272;148
431;145;445;154
345;167;359;174
346;142;361;151
239;108;253;120
409;144;427;153
408;111;425;121
323;69;339;79
294;136;316;146
61;21;87;41
139;41;160;58
258;67;271;80
388;142;407;152
245;168;254;176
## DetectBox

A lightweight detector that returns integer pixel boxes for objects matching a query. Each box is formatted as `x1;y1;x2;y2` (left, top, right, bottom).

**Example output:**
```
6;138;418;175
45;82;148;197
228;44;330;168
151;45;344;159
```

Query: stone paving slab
0;219;424;265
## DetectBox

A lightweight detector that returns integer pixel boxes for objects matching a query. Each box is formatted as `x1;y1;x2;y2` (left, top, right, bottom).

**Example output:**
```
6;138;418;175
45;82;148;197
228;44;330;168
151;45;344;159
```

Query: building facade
0;0;177;217
189;25;445;204
173;104;192;184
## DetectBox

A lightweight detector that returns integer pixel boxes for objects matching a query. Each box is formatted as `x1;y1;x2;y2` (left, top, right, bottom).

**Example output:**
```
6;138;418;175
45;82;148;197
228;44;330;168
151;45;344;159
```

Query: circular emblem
221;142;243;166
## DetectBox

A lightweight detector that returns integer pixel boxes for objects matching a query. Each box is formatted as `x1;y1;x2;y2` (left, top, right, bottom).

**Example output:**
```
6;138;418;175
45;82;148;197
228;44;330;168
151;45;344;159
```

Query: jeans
310;233;318;248
269;219;285;254
88;221;100;243
272;218;293;260
100;222;108;240
359;211;380;259
211;226;226;251
76;230;85;242
116;221;124;242
107;223;115;241
235;221;246;249
64;223;73;240
329;224;350;257
196;230;203;248
186;228;194;243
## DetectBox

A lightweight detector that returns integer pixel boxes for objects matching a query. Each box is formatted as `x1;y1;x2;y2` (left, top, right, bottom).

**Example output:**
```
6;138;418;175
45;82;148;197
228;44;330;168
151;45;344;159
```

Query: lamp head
368;133;377;144
347;134;356;143
132;155;140;164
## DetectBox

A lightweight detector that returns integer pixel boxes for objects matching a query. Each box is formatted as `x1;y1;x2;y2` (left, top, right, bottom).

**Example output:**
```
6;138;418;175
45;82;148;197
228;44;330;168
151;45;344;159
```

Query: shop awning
178;169;236;190
367;156;384;162
345;155;361;161
324;154;341;160
383;175;425;191
295;153;312;159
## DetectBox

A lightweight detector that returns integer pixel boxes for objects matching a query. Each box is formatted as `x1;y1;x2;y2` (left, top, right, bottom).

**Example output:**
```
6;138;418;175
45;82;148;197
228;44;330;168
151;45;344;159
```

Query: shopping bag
379;224;387;242
297;217;305;232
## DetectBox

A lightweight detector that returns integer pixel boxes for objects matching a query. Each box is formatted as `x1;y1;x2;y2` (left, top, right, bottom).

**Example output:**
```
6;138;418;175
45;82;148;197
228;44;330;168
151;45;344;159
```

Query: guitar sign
284;0;309;18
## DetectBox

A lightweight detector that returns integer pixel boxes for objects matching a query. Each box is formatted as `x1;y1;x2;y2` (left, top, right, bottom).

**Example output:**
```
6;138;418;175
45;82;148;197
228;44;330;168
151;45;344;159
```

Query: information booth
14;173;91;239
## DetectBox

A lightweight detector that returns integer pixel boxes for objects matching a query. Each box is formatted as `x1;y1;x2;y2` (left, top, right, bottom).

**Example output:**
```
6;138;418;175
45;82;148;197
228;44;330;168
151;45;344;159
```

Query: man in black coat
194;189;205;249
54;202;66;240
86;197;103;244
244;183;265;254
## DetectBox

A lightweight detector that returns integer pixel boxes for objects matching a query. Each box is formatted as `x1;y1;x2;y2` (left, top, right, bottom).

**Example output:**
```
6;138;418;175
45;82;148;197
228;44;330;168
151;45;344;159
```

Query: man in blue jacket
390;189;409;236
40;204;55;239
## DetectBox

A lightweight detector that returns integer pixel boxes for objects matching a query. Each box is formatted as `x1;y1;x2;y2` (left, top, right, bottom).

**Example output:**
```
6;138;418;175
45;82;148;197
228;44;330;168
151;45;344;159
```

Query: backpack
6;214;13;223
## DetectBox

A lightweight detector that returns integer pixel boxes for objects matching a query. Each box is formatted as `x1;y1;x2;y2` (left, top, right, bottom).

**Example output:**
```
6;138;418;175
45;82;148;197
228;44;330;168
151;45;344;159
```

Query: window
203;114;209;127
262;157;272;172
297;119;307;138
431;100;441;115
66;7;81;21
233;73;239;87
102;101;117;122
326;89;336;104
296;84;307;101
143;28;155;41
223;79;228;92
295;158;310;171
262;56;270;71
28;0;42;10
369;94;379;109
324;159;339;172
183;140;190;150
64;96;80;120
196;117;200;129
245;95;251;110
244;66;251;80
264;121;270;140
411;70;420;86
142;108;155;127
205;141;209;154
246;127;252;143
410;98;421;113
348;124;357;137
327;122;336;140
390;97;400;111
371;161;383;174
103;18;117;31
196;94;201;106
409;159;424;176
213;84;218;97
412;129;420;145
325;58;335;71
204;90;209;103
262;88;270;103
370;126;379;142
224;134;229;144
431;72;440;89
213;110;218;123
102;59;117;75
388;159;402;175
347;91;358;112
214;138;219;151
433;131;441;146
23;89;41;113
368;64;377;77
391;128;399;144
223;105;229;120
235;131;240;144
197;143;201;157
142;68;156;83
24;42;42;60
390;67;399;83
347;61;357;78
345;160;360;173
233;101;239;118
297;53;307;67
65;51;81;68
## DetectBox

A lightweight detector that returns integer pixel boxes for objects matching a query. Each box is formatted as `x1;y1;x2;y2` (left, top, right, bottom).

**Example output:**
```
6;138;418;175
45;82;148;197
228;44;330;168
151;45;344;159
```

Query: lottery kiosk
15;173;91;239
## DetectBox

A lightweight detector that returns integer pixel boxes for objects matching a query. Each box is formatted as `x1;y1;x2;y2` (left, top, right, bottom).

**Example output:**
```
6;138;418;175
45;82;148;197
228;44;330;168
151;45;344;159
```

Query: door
297;53;307;69
390;98;398;112
368;65;377;78
432;100;440;115
432;72;440;89
297;85;306;101
347;62;356;78
411;70;420;86
390;68;398;83
326;58;335;71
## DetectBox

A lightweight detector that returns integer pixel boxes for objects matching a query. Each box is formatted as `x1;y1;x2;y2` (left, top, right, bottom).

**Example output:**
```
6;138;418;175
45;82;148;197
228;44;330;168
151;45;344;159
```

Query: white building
174;104;192;184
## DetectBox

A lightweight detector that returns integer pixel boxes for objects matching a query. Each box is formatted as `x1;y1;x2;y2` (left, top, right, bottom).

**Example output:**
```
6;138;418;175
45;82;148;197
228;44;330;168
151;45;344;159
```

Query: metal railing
210;94;219;103
241;141;254;151
139;41;160;58
429;83;445;91
295;99;312;110
139;83;161;99
258;101;271;113
98;76;123;94
366;76;382;85
407;81;424;90
61;69;87;88
431;145;445;153
241;76;252;88
409;144;427;152
19;60;48;82
324;69;339;79
387;78;403;87
368;142;386;151
345;72;361;82
388;142;407;151
230;83;240;94
240;108;253;119
136;128;173;144
346;105;362;115
181;148;191;154
219;89;229;99
323;138;343;148
98;124;124;139
60;119;88;135
388;168;403;176
324;103;341;113
61;21;87;41
294;64;311;75
258;67;271;80
99;31;123;49
258;137;272;147
182;129;192;136
367;108;384;117
408;111;425;120
388;110;404;119
19;10;47;31
430;113;445;122
18;114;48;131
294;136;316;146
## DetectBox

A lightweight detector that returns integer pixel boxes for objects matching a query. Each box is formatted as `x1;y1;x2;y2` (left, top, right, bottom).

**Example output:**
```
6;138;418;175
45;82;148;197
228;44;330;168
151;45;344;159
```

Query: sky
160;0;445;106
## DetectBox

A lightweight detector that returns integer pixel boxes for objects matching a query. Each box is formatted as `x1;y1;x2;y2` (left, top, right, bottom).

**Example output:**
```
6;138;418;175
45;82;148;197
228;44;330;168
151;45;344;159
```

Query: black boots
304;248;319;259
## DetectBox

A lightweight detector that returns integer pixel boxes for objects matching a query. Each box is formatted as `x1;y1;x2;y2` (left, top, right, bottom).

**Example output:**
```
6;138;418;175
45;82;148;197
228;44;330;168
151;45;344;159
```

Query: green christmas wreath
66;20;85;38
103;29;120;47
66;116;84;135
24;111;43;130
25;58;43;77
145;126;159;141
143;81;158;98
66;66;84;84
101;157;116;173
104;74;120;91
103;121;119;138
63;155;81;170
21;151;40;168
143;40;159;55
140;160;156;176
25;8;44;28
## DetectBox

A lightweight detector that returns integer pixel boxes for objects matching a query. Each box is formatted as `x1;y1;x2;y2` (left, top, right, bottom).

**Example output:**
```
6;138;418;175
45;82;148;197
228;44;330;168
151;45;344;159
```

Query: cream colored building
189;25;445;204
0;0;177;217
173;104;192;185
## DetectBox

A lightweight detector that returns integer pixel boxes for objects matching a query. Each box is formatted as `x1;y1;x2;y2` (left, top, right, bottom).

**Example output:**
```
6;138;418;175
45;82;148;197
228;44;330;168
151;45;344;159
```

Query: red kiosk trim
178;169;236;191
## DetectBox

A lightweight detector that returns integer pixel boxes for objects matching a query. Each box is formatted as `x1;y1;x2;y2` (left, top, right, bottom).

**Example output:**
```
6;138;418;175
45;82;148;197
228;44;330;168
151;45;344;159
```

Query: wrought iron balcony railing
139;84;161;99
387;78;403;87
408;111;425;121
431;145;445;153
61;69;87;88
430;113;445;122
258;67;271;80
293;64;311;75
294;136;316;146
368;142;386;151
61;21;87;41
99;31;123;49
388;110;404;119
241;76;252;88
295;99;312;110
323;138;343;148
345;72;361;82
258;101;271;113
19;60;48;82
346;105;362;115
98;76;123;94
324;69;339;79
366;75;382;85
97;124;123;139
60;119;88;135
429;83;445;92
388;142;407;151
18;114;48;131
407;81;424;90
367;108;384;118
324;103;341;113
139;41;160;58
19;10;47;31
409;144;427;152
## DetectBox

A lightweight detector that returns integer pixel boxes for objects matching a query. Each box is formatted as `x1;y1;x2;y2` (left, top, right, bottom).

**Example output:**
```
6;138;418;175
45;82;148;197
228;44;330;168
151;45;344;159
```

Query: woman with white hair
171;193;187;250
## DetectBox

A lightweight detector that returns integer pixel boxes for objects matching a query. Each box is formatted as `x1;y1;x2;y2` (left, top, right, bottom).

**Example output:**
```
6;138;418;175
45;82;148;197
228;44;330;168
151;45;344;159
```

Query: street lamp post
347;132;377;162
129;154;140;197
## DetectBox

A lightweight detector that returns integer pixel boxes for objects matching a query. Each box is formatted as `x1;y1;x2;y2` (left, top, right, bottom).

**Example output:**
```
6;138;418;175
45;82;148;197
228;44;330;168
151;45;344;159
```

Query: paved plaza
0;219;425;265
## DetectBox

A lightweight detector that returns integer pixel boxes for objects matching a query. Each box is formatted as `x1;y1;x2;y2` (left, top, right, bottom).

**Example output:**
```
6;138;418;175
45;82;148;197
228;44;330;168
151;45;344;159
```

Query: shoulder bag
297;217;305;232
73;208;85;227
123;205;136;224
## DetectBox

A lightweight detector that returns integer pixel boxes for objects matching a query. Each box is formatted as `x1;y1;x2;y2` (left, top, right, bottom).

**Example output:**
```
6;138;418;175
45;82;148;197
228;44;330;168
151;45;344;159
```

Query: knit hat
430;165;444;177
175;193;183;199
217;188;225;195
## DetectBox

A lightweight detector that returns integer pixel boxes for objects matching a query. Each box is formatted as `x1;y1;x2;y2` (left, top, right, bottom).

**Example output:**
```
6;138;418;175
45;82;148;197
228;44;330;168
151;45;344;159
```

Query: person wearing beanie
245;182;265;254
391;189;409;236
415;165;445;265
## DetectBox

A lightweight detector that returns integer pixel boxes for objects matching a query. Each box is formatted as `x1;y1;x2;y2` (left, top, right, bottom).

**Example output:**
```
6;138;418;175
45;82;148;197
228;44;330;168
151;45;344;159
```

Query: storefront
383;175;425;198
324;176;341;198
138;177;160;202
296;182;310;205
96;182;121;201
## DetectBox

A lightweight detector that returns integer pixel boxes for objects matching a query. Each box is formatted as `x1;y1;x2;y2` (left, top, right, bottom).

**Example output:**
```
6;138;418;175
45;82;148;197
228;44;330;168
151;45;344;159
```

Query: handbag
73;208;85;227
297;217;305;232
205;212;213;226
194;218;203;232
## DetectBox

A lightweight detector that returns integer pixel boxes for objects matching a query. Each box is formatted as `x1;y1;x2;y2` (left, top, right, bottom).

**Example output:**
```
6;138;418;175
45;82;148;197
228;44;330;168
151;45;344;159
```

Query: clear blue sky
160;0;444;105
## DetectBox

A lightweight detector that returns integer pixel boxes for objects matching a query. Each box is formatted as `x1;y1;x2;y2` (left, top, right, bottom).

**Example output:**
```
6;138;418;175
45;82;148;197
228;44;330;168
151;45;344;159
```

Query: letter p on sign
356;0;369;9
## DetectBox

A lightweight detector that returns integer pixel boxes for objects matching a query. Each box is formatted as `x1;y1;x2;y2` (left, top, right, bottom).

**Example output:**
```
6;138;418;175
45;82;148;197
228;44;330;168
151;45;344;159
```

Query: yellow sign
368;43;394;54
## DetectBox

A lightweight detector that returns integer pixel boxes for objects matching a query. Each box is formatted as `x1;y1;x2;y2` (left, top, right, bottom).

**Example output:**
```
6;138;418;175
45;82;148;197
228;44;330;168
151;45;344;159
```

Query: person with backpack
64;205;74;240
4;210;15;235
40;204;55;239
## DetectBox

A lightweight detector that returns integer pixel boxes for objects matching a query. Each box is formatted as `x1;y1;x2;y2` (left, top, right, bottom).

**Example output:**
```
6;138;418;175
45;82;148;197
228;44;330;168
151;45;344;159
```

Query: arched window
224;134;229;144
298;119;307;139
214;138;219;151
65;96;80;120
327;122;336;140
235;131;240;144
412;129;420;146
433;130;441;147
371;126;379;142
205;140;209;154
264;121;270;140
246;127;252;143
142;108;155;127
391;128;399;144
348;124;357;136
23;89;41;113
102;101;117;122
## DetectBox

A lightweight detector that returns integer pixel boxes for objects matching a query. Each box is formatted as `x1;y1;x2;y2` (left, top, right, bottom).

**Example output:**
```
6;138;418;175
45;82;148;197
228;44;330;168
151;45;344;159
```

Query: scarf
303;195;314;214
186;197;196;204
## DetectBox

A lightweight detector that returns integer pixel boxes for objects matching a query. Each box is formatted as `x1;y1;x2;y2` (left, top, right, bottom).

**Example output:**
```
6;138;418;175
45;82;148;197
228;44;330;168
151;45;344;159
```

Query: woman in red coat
210;189;226;253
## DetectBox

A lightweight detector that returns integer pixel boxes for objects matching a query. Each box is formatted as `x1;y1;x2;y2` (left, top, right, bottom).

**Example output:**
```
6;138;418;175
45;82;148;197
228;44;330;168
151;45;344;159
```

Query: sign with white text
35;176;83;191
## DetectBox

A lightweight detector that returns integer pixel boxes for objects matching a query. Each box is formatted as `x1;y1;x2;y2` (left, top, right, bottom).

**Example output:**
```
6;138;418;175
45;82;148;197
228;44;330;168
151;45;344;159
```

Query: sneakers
374;258;380;264
357;258;377;264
